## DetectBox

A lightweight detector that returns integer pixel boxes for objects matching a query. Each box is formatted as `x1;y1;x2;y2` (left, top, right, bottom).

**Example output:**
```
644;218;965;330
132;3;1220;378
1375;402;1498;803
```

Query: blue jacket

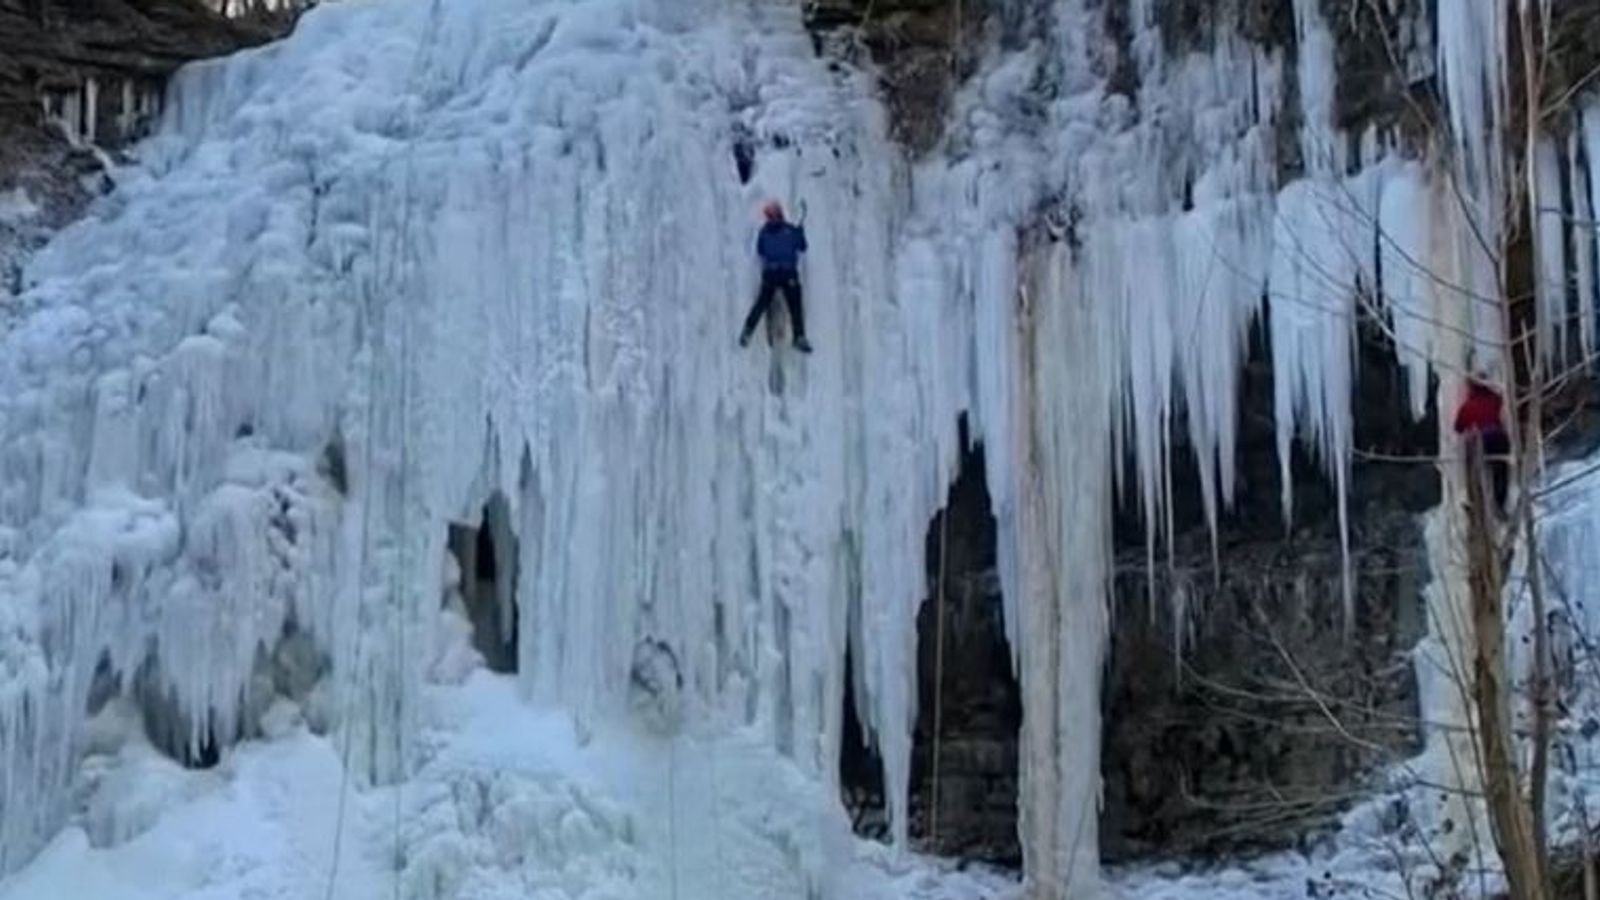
756;221;807;271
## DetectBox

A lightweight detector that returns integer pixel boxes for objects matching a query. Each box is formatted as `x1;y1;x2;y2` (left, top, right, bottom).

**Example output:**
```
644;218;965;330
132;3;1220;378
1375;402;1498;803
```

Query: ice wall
933;0;1591;894
0;0;954;881
4;0;1600;897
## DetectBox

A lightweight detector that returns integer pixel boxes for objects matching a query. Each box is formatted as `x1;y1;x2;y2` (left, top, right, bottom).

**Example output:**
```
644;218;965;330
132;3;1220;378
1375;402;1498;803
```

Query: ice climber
739;200;813;353
1454;376;1510;515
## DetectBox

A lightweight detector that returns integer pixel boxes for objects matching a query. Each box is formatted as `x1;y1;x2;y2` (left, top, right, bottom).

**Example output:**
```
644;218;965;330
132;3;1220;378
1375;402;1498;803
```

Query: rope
708;730;727;897
666;735;681;900
927;508;950;846
321;286;375;900
392;144;415;900
386;5;449;892
320;6;440;897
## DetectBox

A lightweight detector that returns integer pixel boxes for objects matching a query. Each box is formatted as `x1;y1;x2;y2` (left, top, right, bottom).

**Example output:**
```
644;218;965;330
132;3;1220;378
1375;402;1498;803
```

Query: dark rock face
840;423;1021;866
895;320;1441;865
909;430;1021;866
805;0;984;154
0;0;288;287
1102;514;1427;859
1318;0;1435;148
1100;314;1437;859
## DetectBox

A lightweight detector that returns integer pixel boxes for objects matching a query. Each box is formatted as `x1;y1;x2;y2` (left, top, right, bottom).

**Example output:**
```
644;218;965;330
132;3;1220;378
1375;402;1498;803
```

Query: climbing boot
795;336;813;354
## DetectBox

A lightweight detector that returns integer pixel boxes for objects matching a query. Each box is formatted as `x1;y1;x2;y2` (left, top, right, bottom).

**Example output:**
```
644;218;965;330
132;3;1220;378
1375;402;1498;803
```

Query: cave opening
839;645;889;841
837;417;1020;863
908;417;1021;866
447;491;520;674
123;654;223;770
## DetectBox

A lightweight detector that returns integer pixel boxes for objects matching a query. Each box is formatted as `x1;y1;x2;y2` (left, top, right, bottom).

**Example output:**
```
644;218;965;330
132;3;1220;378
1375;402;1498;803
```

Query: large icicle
1376;161;1438;421
1436;0;1507;205
1533;139;1570;367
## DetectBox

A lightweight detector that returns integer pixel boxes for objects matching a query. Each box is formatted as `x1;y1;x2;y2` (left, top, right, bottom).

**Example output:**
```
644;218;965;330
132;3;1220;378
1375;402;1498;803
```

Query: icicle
1010;234;1112;900
83;78;99;144
1266;177;1369;623
1266;179;1362;525
1291;0;1341;175
1582;104;1600;364
1533;139;1569;368
119;79;137;139
1436;0;1507;203
1172;200;1269;545
1570;126;1597;363
1377;161;1437;420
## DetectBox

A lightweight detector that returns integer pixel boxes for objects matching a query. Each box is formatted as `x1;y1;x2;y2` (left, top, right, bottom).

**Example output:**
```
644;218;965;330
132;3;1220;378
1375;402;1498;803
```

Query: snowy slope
2;672;1021;900
4;0;1600;898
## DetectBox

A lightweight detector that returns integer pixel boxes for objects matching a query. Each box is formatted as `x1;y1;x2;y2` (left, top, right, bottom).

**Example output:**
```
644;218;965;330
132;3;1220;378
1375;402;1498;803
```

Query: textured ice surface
2;0;1600;897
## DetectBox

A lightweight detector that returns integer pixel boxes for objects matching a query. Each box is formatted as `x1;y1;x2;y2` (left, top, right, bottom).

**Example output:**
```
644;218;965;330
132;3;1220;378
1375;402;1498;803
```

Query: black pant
741;269;806;341
1483;429;1510;512
1466;430;1510;515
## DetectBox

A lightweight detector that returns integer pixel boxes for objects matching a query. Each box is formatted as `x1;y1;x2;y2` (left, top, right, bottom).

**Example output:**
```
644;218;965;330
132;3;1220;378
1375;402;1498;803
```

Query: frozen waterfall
4;0;1600;898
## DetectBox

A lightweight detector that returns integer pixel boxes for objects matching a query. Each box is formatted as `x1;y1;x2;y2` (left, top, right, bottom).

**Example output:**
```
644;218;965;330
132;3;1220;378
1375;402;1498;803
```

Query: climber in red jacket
1453;377;1510;515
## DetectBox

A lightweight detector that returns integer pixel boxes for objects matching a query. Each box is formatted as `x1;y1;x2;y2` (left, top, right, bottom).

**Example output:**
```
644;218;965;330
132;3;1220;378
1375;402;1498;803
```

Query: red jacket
1454;382;1505;435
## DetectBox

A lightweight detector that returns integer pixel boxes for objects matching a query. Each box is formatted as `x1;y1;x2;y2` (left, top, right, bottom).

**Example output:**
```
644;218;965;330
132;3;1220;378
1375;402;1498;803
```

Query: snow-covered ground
1;668;1020;900
7;431;1600;900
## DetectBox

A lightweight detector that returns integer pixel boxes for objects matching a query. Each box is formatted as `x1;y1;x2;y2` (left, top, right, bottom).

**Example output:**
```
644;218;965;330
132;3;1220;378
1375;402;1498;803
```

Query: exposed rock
1102;511;1427;860
0;0;285;193
805;0;985;155
0;0;290;293
1318;0;1435;148
628;637;685;736
446;494;520;675
909;429;1020;866
1100;312;1437;859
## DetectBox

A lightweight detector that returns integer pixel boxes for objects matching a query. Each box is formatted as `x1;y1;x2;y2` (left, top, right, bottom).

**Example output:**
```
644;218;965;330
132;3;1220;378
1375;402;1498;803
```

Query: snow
0;0;1598;897
0;670;1014;900
0;189;39;226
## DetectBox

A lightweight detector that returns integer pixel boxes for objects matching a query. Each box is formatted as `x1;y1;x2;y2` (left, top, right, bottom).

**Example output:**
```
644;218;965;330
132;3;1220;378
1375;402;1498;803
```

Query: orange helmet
762;200;784;221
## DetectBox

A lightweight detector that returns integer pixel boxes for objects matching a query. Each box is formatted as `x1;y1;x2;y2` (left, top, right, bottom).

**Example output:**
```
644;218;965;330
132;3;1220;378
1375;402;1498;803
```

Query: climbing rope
928;508;950;846
708;726;727;898
321;6;441;898
667;733;682;900
321;326;374;900
386;6;452;896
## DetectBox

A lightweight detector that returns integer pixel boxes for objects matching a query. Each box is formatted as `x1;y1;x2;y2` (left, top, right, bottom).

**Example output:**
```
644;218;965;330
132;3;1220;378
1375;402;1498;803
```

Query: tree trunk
1465;443;1548;899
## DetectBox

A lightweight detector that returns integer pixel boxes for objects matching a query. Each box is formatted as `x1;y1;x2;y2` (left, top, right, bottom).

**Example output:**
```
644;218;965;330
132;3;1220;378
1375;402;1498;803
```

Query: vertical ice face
0;0;972;882
1510;458;1600;850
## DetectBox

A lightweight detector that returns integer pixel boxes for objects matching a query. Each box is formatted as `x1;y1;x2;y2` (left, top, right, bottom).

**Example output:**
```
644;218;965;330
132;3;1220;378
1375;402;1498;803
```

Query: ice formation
3;0;1600;897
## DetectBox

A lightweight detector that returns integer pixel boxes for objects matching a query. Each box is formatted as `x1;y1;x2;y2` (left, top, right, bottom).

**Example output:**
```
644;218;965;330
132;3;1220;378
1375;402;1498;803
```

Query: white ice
0;0;1595;897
